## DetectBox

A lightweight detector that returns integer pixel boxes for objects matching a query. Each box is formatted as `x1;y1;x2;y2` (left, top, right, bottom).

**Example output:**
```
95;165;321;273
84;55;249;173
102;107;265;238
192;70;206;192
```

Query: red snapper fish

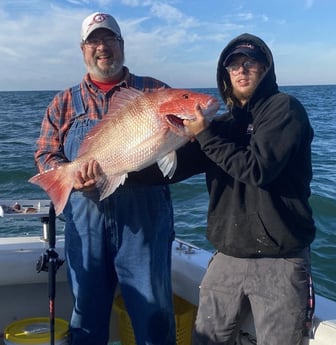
29;87;220;215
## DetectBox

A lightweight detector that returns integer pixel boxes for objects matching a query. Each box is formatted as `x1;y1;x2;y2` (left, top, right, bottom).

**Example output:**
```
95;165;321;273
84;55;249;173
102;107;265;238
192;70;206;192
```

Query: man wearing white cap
34;12;176;345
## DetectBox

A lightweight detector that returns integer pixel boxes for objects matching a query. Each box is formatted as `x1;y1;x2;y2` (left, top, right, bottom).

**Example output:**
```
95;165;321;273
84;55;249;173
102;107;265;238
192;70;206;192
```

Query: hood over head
216;33;278;108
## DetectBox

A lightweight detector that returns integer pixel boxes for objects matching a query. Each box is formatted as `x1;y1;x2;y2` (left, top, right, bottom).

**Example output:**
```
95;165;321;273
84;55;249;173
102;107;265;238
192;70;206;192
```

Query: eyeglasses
84;36;121;48
225;59;260;75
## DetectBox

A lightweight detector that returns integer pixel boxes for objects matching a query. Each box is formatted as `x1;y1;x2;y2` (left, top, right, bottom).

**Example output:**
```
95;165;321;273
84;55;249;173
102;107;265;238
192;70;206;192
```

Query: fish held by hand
29;87;220;215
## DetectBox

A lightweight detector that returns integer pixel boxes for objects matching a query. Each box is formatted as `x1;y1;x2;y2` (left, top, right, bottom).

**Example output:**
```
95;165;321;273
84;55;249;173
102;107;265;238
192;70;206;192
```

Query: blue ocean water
0;85;335;302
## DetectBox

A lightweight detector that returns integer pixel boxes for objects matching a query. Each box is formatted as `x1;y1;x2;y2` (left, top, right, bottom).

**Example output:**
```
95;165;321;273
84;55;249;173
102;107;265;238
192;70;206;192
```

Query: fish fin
157;151;177;179
97;173;128;201
110;87;145;111
28;166;74;216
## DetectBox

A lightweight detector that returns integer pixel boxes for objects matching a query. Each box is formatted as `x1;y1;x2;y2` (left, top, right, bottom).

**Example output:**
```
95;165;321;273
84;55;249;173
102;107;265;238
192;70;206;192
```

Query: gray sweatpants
192;250;311;345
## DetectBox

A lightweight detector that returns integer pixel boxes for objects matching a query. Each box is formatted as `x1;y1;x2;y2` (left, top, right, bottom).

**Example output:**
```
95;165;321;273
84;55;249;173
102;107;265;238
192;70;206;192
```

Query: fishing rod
36;202;64;345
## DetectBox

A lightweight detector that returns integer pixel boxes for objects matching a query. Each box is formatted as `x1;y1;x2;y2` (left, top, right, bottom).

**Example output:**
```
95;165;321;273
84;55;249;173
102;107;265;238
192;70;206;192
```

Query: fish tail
28;166;74;216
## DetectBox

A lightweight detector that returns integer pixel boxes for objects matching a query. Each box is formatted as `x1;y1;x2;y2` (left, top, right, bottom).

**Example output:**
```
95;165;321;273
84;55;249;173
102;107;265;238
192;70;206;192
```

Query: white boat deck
1;199;336;344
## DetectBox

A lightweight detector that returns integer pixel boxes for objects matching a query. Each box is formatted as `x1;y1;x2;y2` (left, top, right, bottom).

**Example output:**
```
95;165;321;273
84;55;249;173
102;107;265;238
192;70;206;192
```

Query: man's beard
86;56;125;79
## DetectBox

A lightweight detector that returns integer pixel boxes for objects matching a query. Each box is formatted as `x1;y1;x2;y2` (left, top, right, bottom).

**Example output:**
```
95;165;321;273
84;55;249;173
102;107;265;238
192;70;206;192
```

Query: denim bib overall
62;85;176;345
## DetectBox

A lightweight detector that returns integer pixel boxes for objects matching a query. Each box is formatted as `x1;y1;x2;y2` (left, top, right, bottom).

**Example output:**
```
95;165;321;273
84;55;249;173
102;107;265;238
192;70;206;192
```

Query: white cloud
238;12;254;21
0;0;335;90
305;0;314;9
121;0;152;6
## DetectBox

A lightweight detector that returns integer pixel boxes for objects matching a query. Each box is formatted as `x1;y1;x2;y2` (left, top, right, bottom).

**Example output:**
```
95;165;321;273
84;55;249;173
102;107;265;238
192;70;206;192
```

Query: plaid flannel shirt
34;67;169;172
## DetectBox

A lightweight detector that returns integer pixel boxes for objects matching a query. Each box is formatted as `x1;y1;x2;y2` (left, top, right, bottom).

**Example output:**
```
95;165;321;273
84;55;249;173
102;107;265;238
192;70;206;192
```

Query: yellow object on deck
113;294;197;345
4;317;68;345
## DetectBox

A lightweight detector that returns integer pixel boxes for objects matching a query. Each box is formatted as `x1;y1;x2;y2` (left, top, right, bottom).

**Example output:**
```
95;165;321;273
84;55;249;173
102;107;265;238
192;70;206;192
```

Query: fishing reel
36;209;65;273
36;249;64;273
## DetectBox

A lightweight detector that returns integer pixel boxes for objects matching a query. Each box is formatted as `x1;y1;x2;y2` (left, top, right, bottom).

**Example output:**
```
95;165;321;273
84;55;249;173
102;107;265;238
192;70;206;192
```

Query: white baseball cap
81;12;122;42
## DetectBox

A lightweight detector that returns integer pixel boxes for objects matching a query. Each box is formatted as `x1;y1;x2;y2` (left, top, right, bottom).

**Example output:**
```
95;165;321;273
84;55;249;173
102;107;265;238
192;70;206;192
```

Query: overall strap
70;84;85;117
132;75;144;90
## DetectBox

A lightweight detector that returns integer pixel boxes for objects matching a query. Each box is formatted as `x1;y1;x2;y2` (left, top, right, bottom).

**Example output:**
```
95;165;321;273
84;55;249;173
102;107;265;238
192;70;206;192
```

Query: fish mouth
166;114;186;128
166;99;220;129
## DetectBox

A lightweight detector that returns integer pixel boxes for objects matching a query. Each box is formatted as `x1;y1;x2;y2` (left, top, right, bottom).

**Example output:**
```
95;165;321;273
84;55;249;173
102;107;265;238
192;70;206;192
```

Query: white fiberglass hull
0;199;335;344
0;236;335;344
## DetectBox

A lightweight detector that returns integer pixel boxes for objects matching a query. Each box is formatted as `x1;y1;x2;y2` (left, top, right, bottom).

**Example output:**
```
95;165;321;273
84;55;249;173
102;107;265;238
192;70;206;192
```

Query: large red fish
29;87;220;215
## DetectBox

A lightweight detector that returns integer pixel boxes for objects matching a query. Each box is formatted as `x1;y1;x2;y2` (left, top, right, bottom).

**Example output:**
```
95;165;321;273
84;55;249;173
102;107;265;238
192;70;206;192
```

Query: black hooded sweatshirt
131;33;316;258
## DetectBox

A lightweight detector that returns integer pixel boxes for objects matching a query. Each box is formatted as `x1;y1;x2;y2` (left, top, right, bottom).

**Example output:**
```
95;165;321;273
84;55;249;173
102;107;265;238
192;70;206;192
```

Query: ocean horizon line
0;83;336;93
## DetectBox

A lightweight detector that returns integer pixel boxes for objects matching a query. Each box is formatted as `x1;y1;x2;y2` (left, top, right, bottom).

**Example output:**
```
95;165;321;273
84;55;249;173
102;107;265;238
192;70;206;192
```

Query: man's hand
183;104;210;137
73;159;103;192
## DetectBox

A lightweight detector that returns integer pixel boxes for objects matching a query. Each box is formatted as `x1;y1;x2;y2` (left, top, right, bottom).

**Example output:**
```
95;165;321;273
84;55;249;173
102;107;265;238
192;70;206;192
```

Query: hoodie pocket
207;212;280;257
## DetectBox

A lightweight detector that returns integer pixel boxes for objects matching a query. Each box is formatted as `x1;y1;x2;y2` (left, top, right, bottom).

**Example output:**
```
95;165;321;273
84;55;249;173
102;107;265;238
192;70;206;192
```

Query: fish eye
182;94;189;99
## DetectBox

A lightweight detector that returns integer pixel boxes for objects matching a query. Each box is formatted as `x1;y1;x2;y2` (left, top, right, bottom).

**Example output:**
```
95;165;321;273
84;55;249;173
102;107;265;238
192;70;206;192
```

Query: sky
0;0;335;91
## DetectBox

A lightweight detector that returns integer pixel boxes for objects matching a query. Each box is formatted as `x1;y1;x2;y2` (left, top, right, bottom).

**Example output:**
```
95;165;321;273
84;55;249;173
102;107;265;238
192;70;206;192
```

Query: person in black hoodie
181;33;315;345
130;33;316;344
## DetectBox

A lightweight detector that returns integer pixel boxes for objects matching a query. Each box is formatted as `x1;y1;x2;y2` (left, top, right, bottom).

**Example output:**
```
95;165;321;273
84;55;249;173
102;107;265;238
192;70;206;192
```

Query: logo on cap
235;43;255;50
92;13;108;24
